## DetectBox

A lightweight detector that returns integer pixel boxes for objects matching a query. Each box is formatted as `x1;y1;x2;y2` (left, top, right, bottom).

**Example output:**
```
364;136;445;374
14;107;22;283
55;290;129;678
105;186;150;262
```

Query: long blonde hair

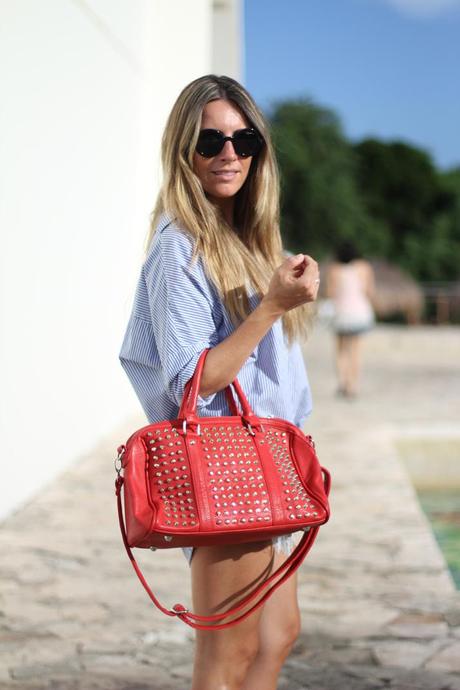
148;74;311;344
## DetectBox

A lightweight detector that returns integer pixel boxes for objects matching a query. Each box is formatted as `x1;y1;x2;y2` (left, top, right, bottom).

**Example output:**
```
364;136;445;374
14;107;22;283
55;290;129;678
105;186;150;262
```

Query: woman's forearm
198;299;281;397
198;253;319;398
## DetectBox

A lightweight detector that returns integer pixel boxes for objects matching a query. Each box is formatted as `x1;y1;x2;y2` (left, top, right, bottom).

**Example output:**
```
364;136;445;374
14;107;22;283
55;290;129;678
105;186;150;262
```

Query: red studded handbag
115;349;331;629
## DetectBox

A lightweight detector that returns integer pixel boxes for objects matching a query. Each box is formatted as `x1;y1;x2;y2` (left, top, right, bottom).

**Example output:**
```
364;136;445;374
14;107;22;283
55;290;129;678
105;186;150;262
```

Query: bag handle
178;349;253;420
115;469;331;630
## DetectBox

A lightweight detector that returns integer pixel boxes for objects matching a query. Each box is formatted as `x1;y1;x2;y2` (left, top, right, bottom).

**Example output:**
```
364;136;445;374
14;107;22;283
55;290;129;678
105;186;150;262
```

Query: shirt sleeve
290;342;313;429
143;224;221;409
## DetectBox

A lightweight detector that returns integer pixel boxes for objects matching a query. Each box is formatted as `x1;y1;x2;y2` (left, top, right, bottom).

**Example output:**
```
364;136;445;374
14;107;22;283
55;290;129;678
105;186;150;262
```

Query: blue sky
244;0;460;170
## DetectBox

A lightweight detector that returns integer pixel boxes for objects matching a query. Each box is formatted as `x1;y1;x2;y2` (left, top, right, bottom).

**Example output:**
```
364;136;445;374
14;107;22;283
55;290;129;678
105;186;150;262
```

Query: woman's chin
207;184;242;200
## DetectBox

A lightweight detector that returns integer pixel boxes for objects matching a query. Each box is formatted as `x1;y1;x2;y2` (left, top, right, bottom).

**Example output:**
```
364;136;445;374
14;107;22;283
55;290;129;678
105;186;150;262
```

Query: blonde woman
119;75;320;690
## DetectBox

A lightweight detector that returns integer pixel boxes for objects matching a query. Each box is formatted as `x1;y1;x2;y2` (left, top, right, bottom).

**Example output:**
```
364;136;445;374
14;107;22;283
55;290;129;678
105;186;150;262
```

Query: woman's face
193;99;253;205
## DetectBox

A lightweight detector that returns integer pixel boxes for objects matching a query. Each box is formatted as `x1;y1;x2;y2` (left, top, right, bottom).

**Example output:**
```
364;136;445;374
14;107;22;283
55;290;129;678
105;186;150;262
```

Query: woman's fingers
263;253;320;313
304;257;320;286
292;255;320;300
287;253;306;267
283;253;307;278
301;255;318;274
282;254;318;280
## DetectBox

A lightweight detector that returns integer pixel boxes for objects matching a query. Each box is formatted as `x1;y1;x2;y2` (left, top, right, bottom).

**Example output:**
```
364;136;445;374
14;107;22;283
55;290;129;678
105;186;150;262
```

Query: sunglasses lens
196;130;224;158
233;130;263;157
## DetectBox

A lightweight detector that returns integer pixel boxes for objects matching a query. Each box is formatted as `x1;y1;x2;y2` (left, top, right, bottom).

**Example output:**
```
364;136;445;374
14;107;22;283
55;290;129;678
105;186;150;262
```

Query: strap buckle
182;420;201;436
169;605;189;616
246;422;256;436
114;447;125;476
245;422;264;436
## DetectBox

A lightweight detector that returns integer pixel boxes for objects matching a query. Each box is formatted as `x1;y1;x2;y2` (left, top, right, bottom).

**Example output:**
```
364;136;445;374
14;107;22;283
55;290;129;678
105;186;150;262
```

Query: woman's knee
261;610;301;661
281;612;301;651
195;632;259;688
232;636;260;679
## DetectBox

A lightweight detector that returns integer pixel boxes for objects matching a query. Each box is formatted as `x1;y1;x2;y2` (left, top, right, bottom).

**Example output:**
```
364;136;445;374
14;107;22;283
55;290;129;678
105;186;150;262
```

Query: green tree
428;167;460;281
270;97;460;281
269;100;384;258
353;140;460;280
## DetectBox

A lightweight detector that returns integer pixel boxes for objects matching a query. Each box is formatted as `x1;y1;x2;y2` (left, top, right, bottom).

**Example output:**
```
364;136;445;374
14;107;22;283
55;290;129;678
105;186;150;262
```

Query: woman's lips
212;170;238;180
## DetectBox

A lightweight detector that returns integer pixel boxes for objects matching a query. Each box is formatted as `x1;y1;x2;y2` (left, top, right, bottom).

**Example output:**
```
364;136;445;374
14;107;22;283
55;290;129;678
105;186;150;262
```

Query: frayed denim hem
181;532;299;566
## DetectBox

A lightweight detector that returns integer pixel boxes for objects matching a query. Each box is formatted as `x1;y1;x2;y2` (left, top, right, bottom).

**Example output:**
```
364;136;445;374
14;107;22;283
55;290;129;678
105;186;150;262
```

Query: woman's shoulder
146;212;197;269
327;261;342;276
352;258;373;275
145;213;217;297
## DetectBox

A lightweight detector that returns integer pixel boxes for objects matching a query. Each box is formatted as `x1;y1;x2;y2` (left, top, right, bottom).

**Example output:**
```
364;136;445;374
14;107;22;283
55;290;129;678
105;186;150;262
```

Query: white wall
212;0;244;78
0;0;229;520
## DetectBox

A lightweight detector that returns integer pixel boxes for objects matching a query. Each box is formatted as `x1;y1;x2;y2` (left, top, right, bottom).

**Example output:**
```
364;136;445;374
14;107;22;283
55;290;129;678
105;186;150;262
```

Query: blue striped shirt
119;213;312;427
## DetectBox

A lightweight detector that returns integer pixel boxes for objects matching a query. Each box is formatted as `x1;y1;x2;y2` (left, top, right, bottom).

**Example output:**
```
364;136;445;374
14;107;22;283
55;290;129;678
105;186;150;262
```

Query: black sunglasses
196;128;264;158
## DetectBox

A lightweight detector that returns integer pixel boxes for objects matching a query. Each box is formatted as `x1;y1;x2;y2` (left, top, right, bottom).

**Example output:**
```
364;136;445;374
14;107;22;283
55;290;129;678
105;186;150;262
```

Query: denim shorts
182;532;299;565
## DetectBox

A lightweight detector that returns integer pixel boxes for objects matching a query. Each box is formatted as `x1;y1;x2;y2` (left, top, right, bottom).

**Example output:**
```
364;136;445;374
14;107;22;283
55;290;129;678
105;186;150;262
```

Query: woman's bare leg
347;334;362;395
335;334;347;393
190;540;274;690
336;334;363;396
240;550;301;690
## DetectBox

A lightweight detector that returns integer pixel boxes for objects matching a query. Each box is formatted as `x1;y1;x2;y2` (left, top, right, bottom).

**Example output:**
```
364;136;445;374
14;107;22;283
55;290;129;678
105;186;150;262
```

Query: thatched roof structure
371;260;424;324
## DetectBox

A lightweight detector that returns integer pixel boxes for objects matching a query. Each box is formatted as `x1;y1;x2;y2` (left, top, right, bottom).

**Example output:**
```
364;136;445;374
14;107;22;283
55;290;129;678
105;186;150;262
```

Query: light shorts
335;323;373;336
333;312;375;336
182;532;299;566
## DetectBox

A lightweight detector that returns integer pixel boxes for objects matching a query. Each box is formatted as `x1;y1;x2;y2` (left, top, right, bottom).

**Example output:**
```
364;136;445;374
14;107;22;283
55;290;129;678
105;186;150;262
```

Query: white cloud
383;0;460;17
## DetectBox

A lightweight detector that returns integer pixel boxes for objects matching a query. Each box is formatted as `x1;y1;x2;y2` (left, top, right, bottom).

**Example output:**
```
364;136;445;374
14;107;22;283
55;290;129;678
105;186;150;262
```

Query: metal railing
421;282;460;324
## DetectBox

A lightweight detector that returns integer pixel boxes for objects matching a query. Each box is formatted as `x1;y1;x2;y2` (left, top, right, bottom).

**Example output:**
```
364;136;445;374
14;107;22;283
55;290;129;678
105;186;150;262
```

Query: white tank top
333;263;374;329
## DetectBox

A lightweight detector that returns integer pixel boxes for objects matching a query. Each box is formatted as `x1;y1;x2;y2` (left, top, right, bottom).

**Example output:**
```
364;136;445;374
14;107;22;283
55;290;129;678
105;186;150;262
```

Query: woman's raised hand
261;254;320;316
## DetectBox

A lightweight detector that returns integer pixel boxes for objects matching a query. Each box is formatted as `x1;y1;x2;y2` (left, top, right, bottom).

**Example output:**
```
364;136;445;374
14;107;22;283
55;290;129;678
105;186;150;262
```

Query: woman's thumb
287;253;305;266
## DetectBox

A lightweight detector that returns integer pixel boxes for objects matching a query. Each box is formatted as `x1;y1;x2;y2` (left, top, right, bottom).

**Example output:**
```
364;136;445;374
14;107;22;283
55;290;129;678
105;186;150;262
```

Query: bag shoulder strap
115;469;330;630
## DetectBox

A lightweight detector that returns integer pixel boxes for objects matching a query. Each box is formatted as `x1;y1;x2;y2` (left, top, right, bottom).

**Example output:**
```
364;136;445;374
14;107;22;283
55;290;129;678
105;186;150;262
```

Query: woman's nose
220;139;237;159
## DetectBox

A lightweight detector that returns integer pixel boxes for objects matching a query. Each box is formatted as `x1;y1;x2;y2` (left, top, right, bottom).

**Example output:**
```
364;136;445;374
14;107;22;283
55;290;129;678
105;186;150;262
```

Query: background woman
327;241;375;398
119;74;320;690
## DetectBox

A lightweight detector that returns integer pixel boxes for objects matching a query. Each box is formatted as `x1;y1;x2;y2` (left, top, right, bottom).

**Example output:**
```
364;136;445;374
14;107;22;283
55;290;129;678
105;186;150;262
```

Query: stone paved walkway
1;325;460;689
